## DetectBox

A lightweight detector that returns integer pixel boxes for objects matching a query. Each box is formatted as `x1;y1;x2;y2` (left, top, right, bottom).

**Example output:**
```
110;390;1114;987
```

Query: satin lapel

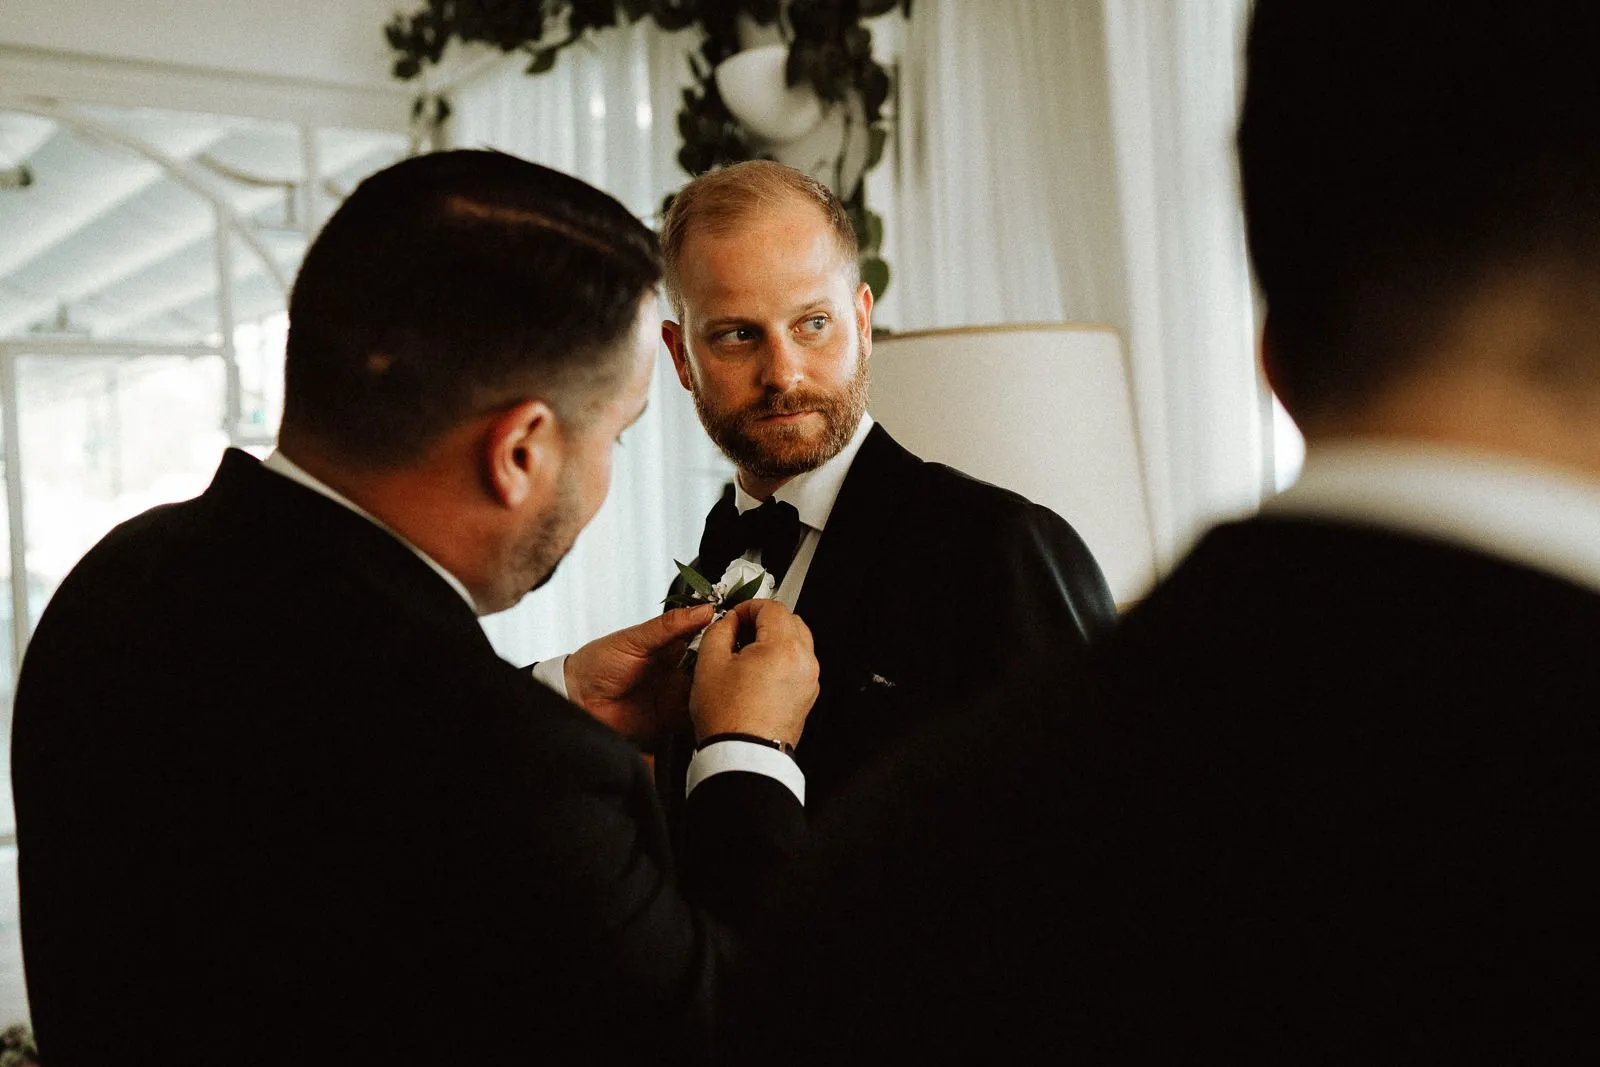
795;424;921;671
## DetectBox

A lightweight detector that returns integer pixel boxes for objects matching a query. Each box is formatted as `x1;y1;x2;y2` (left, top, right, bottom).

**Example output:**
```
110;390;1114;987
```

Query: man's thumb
639;603;716;649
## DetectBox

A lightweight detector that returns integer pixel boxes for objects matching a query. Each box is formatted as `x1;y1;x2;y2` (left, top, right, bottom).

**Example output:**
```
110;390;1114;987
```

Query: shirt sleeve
529;655;570;700
538;656;805;805
687;740;805;804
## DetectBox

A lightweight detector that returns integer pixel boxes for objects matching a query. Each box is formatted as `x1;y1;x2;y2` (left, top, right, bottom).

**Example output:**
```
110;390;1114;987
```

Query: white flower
671;557;777;670
714;557;776;601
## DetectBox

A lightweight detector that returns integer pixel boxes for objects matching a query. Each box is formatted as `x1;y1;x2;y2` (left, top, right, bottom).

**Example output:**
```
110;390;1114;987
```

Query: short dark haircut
660;161;857;319
282;150;661;466
1238;1;1600;417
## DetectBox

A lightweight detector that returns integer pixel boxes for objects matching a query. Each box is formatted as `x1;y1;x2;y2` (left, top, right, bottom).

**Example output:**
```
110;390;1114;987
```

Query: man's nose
758;335;806;392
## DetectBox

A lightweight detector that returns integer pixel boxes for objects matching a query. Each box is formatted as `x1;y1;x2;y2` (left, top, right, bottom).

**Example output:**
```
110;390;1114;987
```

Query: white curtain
450;23;732;665
869;0;1266;569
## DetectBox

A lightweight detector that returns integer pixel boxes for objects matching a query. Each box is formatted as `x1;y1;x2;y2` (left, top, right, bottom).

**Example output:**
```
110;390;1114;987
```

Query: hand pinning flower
665;558;777;670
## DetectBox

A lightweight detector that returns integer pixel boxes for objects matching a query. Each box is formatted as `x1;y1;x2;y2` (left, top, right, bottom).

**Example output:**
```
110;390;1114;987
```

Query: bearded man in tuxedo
729;2;1600;1061
10;150;819;1065
648;161;1117;823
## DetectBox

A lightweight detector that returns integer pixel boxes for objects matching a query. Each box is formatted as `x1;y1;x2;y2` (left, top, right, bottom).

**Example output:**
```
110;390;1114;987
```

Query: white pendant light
713;44;826;144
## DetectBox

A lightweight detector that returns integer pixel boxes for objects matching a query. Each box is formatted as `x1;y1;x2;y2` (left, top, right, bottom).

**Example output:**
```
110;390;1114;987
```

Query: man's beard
694;348;870;482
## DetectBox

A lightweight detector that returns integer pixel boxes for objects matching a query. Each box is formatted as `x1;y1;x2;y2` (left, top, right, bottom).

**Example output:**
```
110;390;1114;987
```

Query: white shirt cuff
530;655;570;701
686;741;805;805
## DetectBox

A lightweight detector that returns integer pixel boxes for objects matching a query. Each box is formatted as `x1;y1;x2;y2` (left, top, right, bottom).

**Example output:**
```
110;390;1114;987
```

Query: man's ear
482;397;561;508
855;281;874;360
662;319;694;392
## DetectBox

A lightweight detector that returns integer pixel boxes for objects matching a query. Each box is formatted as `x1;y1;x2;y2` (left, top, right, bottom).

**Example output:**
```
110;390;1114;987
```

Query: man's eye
715;326;757;344
802;316;828;332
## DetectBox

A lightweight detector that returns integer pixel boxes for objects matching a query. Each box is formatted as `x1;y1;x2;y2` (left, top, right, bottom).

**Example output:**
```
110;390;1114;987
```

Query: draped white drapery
869;0;1266;572
448;0;1271;661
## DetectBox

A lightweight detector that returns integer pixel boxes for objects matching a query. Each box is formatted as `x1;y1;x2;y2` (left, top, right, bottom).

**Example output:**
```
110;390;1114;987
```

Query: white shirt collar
733;412;875;531
260;450;480;612
1263;440;1600;595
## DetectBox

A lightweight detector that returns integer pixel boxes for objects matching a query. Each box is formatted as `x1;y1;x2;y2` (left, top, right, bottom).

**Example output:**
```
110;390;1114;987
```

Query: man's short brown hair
283;150;660;467
660;161;859;318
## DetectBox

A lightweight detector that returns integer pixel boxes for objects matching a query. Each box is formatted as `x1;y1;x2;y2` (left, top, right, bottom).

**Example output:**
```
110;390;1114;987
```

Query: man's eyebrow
702;316;759;332
701;299;833;332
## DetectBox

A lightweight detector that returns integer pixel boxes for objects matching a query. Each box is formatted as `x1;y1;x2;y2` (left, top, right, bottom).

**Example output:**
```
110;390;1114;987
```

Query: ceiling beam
0;43;411;134
0;123;232;278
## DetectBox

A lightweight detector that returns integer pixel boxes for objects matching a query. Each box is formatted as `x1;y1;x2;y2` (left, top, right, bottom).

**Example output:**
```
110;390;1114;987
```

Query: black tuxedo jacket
734;516;1600;1062
659;422;1116;827
11;450;804;1065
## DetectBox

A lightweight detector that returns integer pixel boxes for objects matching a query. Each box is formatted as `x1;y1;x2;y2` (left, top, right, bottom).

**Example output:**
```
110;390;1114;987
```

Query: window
0;100;404;1029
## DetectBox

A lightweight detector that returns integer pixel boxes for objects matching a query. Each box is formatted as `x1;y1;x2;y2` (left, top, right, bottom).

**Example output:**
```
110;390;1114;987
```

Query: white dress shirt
533;413;879;804
1263;440;1600;595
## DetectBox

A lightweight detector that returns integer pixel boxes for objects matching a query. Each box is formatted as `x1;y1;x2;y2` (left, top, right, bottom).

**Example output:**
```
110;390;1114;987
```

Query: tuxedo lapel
791;423;934;752
794;423;919;668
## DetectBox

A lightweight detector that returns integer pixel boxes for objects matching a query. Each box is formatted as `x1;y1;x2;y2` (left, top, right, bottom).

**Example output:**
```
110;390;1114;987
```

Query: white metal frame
0;102;314;675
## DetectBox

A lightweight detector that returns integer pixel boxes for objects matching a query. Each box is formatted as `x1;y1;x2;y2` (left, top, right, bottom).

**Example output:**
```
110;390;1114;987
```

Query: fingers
658;602;717;639
623;603;716;653
731;598;813;653
695;608;740;661
688;601;818;745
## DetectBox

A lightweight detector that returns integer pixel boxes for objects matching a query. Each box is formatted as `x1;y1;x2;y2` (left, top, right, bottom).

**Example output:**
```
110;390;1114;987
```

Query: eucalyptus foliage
385;0;907;297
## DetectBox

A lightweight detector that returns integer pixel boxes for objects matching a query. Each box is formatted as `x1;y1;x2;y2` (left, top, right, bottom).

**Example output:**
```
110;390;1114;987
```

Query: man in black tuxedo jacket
10;151;820;1064
644;160;1116;823
730;2;1600;1061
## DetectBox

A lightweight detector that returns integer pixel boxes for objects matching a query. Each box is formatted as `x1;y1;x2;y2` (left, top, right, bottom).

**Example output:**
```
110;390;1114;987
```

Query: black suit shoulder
13;451;802;1065
1098;514;1600;703
732;516;1600;1062
819;423;1116;685
918;453;1117;641
1059;517;1600;1058
844;423;1115;635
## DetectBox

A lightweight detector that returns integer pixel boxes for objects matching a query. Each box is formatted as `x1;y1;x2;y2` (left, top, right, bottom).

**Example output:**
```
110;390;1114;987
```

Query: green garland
385;0;909;297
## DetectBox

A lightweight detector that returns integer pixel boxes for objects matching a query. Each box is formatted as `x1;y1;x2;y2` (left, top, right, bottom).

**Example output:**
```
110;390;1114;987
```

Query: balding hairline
661;161;859;316
664;189;858;318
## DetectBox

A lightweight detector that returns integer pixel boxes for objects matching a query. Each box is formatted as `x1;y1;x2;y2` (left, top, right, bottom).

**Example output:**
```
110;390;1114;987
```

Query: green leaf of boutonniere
662;593;703;608
675;559;716;598
719;574;766;610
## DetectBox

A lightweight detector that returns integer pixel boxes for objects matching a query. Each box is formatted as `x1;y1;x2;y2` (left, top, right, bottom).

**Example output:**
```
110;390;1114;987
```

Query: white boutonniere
665;558;777;670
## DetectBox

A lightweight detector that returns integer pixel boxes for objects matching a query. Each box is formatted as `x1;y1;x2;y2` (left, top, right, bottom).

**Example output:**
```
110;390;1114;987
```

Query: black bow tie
697;493;803;589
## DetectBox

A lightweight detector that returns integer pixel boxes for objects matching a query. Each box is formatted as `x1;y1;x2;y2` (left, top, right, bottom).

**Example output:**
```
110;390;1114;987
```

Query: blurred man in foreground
734;3;1600;1060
